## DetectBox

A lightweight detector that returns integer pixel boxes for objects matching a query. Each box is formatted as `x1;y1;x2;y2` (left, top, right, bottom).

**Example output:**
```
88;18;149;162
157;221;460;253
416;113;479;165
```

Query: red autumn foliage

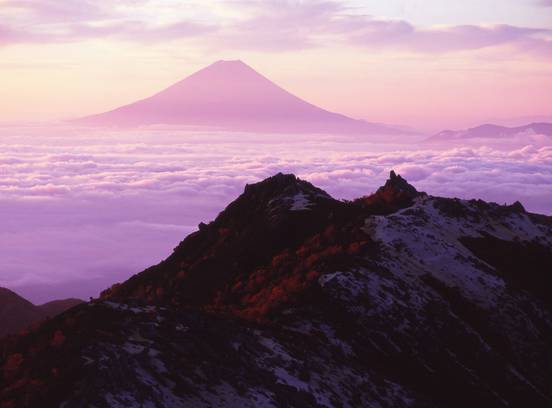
50;330;65;347
207;222;376;321
2;354;23;381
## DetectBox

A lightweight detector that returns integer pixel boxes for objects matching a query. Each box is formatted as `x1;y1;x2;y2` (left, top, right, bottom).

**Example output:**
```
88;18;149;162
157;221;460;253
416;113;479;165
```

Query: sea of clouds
1;125;551;303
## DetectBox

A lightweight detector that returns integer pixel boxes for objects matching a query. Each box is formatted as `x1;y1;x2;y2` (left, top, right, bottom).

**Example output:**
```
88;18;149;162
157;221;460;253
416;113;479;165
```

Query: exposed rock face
354;171;422;214
377;170;418;196
1;173;551;408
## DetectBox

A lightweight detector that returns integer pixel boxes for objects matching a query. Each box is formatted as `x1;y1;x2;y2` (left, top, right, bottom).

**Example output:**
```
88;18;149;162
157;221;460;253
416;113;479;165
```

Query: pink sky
1;1;551;303
0;0;551;131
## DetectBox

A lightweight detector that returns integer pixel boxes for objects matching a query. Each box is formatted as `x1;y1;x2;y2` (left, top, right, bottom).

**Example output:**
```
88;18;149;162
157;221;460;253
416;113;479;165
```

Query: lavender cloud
214;3;552;55
341;20;551;54
0;0;215;45
0;0;550;57
0;126;550;303
3;0;107;22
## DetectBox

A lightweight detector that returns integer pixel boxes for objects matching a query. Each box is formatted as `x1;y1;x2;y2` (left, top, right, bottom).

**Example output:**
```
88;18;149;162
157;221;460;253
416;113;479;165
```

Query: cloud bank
0;0;551;57
0;126;550;303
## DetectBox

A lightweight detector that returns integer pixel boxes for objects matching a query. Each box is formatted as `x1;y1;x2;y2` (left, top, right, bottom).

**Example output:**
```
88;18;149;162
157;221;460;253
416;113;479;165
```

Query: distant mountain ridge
2;173;551;407
429;122;552;142
0;288;83;337
75;60;402;135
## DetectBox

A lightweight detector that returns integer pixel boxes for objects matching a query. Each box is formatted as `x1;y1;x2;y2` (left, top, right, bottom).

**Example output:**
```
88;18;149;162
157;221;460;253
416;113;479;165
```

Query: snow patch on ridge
361;195;552;307
289;192;313;211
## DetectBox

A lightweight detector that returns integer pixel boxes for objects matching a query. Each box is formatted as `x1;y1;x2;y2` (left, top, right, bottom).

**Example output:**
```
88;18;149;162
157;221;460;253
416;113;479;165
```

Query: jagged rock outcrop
1;172;551;408
354;170;422;214
377;170;418;196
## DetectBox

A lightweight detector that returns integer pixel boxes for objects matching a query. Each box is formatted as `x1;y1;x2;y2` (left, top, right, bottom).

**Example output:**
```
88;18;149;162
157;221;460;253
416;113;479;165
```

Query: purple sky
1;0;551;129
0;1;551;303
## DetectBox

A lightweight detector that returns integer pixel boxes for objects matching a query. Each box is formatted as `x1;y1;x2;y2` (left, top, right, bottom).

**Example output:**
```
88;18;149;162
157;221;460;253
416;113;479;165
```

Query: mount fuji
76;60;402;134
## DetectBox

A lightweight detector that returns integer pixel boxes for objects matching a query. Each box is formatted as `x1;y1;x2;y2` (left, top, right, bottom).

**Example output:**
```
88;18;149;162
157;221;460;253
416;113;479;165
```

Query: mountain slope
0;288;83;337
1;173;551;408
0;288;44;337
37;299;85;318
75;60;401;134
428;122;552;142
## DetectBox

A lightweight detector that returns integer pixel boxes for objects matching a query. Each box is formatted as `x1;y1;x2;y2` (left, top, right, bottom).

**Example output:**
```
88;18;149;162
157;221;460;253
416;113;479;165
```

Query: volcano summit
76;60;400;134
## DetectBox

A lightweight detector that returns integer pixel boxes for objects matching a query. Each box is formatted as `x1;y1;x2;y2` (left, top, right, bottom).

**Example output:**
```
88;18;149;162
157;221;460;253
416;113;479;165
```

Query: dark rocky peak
432;196;528;221
101;173;347;307
355;170;422;214
216;173;335;225
509;200;526;213
243;172;332;205
2;174;552;408
377;170;418;196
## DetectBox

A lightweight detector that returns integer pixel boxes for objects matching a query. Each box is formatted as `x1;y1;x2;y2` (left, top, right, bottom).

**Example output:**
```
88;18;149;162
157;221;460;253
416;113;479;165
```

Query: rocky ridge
1;172;551;408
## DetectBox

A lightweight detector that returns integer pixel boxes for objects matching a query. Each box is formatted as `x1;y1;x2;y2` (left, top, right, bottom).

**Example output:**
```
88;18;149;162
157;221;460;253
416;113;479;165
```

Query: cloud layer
1;0;551;56
0;126;551;303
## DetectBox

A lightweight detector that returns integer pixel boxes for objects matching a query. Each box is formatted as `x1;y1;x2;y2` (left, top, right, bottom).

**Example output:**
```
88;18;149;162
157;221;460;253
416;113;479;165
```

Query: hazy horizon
2;4;552;408
1;1;552;130
0;125;550;303
1;0;551;303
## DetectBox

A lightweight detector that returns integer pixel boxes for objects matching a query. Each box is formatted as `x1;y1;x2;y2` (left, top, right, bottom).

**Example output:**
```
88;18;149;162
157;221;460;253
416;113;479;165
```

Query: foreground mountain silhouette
0;288;83;337
76;60;401;134
2;173;552;407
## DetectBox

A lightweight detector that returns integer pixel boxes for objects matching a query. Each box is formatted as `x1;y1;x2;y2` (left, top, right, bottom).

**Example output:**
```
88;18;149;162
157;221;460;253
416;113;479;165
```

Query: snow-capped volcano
75;60;401;134
2;173;551;407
